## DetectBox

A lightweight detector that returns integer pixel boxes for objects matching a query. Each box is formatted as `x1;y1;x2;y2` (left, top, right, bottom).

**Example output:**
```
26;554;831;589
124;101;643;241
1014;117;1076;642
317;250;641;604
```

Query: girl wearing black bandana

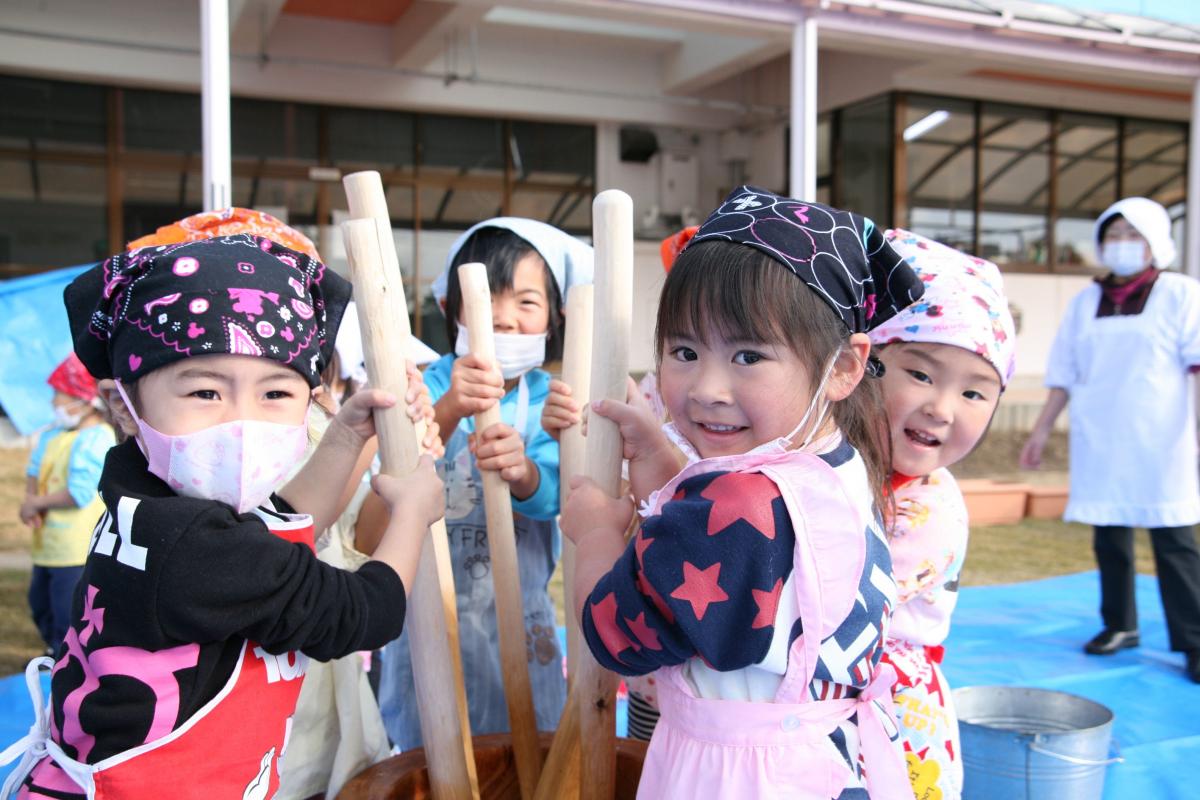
561;187;924;799
1;236;441;800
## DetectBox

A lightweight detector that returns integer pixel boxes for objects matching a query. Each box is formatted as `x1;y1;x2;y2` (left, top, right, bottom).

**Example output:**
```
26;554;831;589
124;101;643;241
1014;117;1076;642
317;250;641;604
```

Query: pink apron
635;449;911;800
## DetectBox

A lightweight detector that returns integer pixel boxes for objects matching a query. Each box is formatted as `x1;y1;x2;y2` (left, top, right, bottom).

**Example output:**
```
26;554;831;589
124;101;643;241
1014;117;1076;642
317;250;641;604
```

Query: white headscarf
1094;197;1177;268
431;217;594;306
336;301;439;381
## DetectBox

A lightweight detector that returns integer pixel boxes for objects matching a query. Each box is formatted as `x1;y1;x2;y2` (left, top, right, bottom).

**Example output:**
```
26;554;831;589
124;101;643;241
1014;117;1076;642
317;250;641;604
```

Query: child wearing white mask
1;236;443;800
20;354;115;658
372;218;593;750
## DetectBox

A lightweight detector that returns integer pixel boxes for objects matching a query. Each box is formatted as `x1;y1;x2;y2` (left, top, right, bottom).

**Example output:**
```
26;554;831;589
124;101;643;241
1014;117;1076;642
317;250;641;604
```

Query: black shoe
1187;652;1200;684
1084;629;1140;655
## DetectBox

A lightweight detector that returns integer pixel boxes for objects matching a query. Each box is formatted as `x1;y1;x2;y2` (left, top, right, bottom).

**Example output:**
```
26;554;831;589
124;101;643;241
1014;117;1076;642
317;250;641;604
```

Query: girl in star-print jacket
562;187;924;800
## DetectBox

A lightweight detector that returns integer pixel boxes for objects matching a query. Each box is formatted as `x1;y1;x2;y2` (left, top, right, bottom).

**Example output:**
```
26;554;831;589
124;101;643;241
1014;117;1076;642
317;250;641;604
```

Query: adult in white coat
1021;197;1200;683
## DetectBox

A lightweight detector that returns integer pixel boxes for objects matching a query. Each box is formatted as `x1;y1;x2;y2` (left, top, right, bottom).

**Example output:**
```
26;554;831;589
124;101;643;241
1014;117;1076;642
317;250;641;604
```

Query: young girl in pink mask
1;235;441;800
562;187;923;799
870;229;1017;800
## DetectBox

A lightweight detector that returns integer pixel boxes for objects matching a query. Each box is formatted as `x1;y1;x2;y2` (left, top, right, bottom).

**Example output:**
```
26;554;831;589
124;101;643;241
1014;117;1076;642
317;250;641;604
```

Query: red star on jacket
625;612;661;651
637;569;675;625
589;592;635;658
634;528;653;567
670;561;729;621
700;472;781;538
751;578;784;629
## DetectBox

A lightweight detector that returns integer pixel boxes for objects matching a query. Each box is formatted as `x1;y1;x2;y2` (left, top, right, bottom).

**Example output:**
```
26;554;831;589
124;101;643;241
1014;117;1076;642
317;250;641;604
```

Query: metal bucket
954;686;1120;800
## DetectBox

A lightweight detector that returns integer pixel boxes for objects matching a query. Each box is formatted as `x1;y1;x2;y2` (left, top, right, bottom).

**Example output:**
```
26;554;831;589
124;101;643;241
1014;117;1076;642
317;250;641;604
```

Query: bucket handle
1029;742;1124;766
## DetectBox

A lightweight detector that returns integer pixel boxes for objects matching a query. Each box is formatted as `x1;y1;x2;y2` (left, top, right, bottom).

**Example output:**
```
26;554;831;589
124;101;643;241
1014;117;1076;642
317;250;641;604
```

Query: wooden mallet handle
532;284;593;800
577;189;634;800
457;262;543;800
559;284;593;686
341;170;479;800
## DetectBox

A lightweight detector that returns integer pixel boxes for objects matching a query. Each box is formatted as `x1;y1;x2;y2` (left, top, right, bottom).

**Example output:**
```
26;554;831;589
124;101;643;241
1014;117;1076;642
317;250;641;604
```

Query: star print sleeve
580;469;795;676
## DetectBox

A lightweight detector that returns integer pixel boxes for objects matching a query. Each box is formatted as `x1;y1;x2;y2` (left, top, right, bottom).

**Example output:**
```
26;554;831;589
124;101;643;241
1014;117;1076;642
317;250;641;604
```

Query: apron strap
853;662;910;800
0;658;96;800
513;374;530;441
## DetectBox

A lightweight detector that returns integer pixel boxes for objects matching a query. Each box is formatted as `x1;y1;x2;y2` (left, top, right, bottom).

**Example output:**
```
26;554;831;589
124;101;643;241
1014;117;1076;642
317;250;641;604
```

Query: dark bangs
443;227;565;358
652;238;894;520
655;241;804;361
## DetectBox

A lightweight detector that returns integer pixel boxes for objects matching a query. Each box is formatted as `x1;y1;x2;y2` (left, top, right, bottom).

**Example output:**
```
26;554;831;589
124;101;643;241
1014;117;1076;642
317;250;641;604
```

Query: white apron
1044;272;1200;527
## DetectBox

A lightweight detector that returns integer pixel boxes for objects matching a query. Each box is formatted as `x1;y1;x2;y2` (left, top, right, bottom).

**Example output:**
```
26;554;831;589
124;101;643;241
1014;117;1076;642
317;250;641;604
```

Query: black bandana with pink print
65;234;351;387
688;186;924;334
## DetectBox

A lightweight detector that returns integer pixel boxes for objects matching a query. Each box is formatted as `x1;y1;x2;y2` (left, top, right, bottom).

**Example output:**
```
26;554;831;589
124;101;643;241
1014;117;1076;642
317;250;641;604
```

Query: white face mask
454;324;547;380
53;402;86;430
115;382;309;514
1101;240;1151;277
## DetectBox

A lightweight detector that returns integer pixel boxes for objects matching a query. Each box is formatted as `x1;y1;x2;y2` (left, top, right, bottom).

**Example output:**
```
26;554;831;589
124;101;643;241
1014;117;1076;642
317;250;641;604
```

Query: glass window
124;89;202;154
0;75;106;153
509;121;593;233
1124;120;1187;267
979;104;1050;266
511;121;593;179
122;167;202;245
1123;120;1185;207
232;176;318;223
905;96;975;252
1054;113;1118;267
839;96;892;228
329;107;415;170
0;158;108;269
232;99;318;162
816;113;832;206
420;115;504;171
418;184;503;228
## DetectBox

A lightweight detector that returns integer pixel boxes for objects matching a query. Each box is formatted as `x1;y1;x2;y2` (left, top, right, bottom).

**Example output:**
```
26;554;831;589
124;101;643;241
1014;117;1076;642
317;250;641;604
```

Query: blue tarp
1;572;1193;795
942;571;1200;800
0;265;94;435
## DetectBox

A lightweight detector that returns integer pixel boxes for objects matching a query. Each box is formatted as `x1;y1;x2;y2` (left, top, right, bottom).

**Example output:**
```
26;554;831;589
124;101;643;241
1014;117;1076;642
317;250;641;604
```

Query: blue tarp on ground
1;572;1194;795
941;571;1199;800
0;265;94;435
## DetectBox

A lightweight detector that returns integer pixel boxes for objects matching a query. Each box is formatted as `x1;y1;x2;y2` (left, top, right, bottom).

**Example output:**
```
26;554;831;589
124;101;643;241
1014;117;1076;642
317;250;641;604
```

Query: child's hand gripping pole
536;190;633;800
341;170;479;800
457;262;544;800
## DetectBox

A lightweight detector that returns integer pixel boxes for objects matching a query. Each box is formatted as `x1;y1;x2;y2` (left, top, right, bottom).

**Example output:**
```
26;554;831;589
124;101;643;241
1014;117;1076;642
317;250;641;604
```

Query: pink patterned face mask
114;381;308;514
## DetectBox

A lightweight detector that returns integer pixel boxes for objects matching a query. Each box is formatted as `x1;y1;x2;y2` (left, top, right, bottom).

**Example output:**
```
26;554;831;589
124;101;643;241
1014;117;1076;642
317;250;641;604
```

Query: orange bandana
127;208;320;261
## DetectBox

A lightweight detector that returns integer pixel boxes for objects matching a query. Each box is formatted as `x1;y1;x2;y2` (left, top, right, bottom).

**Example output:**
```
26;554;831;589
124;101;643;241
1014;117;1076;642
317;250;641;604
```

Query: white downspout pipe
790;14;817;201
201;0;232;211
1187;76;1200;279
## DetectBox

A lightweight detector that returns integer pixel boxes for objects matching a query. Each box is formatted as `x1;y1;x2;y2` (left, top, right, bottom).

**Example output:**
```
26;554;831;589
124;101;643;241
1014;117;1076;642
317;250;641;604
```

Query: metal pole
790;14;817;201
1186;76;1200;278
201;0;232;211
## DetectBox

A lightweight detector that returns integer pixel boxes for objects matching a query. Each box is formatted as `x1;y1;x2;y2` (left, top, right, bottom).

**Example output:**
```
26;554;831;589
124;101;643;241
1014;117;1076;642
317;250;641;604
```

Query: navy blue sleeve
581;469;795;676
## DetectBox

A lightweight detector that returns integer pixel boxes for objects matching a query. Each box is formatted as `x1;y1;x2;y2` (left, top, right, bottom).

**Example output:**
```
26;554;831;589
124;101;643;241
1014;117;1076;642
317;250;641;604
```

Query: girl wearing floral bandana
562;187;922;799
870;229;1017;800
1;236;441;800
